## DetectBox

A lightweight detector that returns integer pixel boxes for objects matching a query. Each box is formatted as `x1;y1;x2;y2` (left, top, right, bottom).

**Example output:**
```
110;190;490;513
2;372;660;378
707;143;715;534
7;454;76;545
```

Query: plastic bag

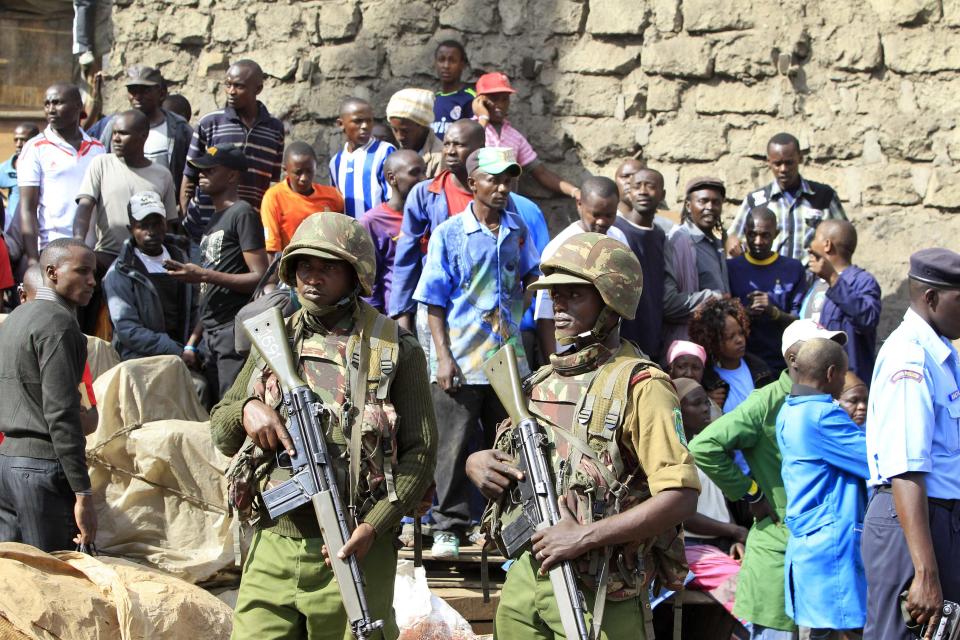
394;560;478;640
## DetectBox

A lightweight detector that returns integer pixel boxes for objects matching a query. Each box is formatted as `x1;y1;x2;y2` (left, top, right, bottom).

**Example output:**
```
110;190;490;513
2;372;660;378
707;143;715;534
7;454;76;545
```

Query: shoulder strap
345;308;375;511
348;303;402;504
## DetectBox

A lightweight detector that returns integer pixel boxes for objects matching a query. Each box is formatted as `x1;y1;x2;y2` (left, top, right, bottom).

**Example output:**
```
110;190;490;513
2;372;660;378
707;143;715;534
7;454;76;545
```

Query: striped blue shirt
182;102;284;240
329;138;395;218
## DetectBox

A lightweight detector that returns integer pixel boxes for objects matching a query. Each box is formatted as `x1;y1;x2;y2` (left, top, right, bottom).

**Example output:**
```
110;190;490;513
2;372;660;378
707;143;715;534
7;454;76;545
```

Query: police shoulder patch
673;407;688;448
890;369;924;384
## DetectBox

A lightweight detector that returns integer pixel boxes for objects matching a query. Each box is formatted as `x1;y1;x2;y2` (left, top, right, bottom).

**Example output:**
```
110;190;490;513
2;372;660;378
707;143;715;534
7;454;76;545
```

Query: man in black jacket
0;238;98;551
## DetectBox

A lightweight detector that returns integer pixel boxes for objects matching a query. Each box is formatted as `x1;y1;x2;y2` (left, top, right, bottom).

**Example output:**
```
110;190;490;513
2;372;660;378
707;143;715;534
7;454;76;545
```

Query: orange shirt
260;179;345;252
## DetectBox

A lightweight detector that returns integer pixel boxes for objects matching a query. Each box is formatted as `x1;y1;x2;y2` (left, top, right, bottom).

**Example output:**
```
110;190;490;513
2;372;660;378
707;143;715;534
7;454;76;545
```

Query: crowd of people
0;37;958;640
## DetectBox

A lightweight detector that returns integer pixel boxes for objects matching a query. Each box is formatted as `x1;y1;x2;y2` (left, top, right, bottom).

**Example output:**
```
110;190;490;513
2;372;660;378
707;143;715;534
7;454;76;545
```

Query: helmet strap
297;286;360;332
555;306;619;348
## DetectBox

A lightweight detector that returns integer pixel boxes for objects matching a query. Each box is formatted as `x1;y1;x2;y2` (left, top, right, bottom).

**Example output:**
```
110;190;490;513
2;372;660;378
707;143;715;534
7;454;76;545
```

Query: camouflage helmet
278;213;376;296
529;232;642;320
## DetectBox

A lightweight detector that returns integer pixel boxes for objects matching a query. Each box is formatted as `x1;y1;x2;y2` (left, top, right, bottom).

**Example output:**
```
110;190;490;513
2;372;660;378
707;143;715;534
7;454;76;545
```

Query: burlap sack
86;356;233;583
0;543;232;639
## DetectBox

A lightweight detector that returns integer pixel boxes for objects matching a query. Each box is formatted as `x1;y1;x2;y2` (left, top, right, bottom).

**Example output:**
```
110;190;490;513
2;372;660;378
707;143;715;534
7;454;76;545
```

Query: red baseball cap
476;72;516;95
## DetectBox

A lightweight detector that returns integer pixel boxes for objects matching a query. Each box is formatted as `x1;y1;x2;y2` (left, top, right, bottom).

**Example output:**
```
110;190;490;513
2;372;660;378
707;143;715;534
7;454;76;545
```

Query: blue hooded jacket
776;389;870;630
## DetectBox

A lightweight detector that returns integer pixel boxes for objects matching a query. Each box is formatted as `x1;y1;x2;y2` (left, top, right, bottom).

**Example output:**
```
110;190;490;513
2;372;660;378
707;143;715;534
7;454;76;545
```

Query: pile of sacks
86;355;235;583
0;543;233;639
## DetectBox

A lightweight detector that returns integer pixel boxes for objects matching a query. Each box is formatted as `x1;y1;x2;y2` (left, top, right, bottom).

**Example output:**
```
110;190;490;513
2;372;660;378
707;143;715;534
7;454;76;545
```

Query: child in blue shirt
432;40;475;140
776;337;870;635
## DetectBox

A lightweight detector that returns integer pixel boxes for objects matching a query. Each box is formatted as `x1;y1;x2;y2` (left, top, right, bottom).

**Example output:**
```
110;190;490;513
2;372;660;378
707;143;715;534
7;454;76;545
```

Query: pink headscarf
666;340;707;366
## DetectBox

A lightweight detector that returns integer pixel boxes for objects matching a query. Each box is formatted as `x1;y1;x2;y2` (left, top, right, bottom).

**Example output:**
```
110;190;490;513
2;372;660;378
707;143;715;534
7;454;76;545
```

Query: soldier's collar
549;342;615;376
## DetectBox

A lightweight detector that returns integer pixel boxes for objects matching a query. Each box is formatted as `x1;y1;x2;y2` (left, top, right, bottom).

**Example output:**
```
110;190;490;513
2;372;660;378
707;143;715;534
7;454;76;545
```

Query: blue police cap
909;247;960;288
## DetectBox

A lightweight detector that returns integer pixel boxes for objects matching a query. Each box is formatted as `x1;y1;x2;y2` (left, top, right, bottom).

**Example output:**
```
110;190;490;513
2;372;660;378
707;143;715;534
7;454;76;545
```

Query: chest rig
248;302;402;521
487;341;688;603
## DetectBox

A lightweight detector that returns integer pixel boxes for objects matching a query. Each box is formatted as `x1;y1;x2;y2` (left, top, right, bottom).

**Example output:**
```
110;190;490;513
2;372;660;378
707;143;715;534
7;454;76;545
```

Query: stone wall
104;0;960;334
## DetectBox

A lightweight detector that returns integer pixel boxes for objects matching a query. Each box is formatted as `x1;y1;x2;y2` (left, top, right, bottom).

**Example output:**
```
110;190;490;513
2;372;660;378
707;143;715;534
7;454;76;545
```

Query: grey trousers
429;383;505;535
206;322;246;402
0;454;78;551
863;489;960;640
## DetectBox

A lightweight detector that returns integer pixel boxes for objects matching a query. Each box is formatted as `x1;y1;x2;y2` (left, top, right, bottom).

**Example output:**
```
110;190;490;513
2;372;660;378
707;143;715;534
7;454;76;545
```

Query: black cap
909;248;960;289
125;65;164;87
684;175;726;198
187;143;248;171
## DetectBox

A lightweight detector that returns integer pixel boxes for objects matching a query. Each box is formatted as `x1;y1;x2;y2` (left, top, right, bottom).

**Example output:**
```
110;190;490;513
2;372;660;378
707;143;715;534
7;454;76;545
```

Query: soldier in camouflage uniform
210;213;438;639
466;232;700;639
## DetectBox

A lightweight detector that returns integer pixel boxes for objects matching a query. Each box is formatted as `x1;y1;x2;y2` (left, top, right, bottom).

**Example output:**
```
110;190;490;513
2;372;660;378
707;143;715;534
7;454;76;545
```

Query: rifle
484;344;592;640
243;307;383;640
902;592;960;640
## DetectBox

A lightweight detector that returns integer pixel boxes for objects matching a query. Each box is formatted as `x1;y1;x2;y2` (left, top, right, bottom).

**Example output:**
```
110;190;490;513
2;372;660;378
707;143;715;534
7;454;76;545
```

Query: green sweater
688;369;795;631
0;291;89;492
210;319;437;540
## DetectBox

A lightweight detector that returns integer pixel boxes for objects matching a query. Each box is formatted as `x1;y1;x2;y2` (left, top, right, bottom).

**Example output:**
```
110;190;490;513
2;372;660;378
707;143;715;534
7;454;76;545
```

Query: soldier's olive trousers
231;529;400;640
495;551;646;640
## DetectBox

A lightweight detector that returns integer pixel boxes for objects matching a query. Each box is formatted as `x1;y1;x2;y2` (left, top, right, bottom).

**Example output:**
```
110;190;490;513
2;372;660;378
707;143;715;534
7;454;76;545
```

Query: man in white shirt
534;175;627;358
18;83;105;266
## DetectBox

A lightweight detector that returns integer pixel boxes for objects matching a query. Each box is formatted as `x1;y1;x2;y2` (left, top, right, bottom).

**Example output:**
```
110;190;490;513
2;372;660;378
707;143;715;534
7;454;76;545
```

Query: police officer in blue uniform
863;247;960;639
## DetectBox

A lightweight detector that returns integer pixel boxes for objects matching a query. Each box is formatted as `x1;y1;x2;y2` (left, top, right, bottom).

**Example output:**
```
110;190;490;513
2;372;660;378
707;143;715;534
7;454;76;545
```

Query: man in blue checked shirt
863;248;960;640
413;146;540;560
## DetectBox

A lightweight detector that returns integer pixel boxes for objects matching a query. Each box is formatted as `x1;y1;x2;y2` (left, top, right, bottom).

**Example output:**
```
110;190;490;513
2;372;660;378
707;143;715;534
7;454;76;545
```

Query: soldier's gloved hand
466;450;524;501
322;522;377;568
242;399;295;456
532;498;587;573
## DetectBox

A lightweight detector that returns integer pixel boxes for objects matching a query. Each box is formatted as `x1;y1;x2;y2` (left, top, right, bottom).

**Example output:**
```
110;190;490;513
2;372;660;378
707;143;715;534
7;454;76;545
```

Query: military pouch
225;438;276;527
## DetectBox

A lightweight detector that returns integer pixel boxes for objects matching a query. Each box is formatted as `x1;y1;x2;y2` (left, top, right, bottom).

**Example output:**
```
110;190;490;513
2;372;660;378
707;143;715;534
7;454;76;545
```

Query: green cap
466;147;522;177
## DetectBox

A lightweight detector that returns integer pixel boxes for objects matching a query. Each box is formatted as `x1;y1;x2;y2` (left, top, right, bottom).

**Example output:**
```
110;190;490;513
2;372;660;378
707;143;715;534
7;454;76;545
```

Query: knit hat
385;88;435;128
666;340;707;366
673;377;703;403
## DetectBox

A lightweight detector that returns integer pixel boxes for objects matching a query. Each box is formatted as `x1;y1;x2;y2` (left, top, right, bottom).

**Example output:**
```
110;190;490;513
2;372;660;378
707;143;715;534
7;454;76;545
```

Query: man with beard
662;177;730;342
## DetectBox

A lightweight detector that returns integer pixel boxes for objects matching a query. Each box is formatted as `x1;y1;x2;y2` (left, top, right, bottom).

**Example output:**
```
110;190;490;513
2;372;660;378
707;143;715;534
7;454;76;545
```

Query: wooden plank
398;545;505;565
432;587;499;622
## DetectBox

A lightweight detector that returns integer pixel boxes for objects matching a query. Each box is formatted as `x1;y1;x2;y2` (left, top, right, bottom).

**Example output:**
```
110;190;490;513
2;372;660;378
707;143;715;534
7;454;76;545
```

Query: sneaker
398;523;415;549
431;530;460;559
466;524;485;547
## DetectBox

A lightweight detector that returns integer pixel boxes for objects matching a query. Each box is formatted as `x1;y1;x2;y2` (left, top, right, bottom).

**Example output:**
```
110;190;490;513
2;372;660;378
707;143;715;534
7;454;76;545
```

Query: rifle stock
484;344;534;425
242;305;306;390
242;308;384;640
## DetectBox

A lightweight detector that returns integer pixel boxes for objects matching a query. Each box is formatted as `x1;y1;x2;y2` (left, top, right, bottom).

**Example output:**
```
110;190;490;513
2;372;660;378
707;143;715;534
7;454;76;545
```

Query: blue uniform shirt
777;389;870;629
413;203;540;384
866;308;960;499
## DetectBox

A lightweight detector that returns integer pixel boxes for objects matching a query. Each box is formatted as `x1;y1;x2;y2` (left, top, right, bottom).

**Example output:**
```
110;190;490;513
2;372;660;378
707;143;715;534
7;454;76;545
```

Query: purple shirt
359;202;403;313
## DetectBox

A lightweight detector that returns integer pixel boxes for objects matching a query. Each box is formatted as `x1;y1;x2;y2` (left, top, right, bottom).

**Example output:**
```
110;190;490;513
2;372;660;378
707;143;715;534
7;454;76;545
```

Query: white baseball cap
128;191;166;221
781;319;847;356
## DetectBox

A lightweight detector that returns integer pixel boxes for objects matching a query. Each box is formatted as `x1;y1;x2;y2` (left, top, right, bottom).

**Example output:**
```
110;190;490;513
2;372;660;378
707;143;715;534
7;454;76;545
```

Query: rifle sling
346;315;374;512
